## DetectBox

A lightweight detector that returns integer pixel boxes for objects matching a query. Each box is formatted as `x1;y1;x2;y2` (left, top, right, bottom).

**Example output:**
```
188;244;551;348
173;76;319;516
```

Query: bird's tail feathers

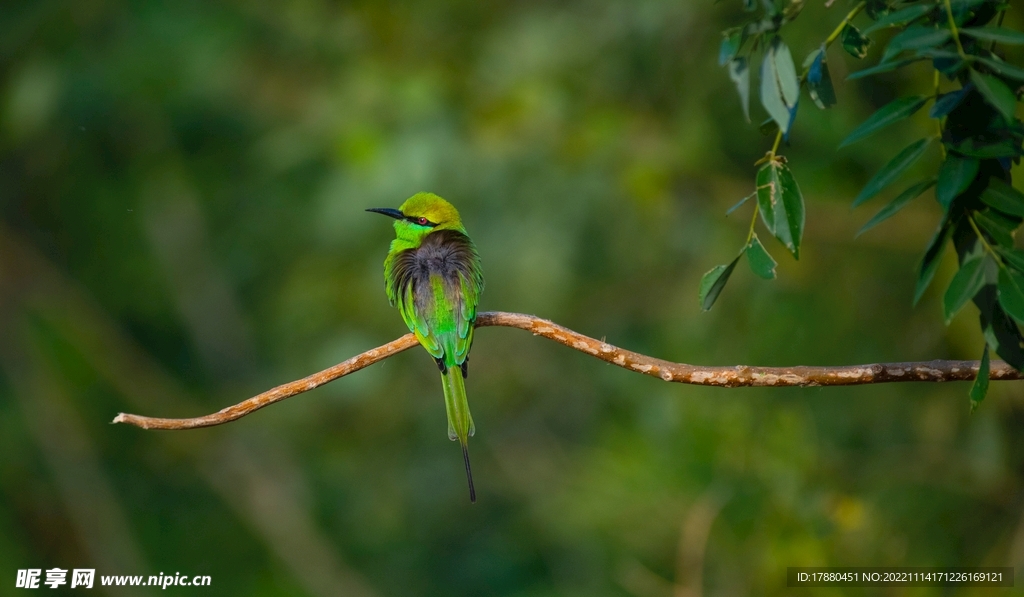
441;365;476;502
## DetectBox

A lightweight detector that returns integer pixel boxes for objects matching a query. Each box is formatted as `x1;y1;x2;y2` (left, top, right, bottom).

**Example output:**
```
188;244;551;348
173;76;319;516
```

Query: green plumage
369;192;484;501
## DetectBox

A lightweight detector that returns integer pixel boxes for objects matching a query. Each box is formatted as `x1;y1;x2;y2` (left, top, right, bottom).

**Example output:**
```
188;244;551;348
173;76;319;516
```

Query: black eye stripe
406;216;438;227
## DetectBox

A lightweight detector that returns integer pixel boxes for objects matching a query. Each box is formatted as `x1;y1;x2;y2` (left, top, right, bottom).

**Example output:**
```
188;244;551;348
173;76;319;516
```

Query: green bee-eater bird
368;192;484;502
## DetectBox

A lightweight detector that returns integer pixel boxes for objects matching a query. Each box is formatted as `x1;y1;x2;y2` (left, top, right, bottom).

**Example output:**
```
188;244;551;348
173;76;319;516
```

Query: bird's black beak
366;207;405;220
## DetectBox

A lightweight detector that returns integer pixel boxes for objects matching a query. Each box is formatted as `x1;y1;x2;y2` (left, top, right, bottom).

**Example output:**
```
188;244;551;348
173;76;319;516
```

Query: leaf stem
991;7;1006;52
824;1;867;48
933;70;946;159
769;129;784;159
942;0;967;59
746;201;760;244
966;212;1001;265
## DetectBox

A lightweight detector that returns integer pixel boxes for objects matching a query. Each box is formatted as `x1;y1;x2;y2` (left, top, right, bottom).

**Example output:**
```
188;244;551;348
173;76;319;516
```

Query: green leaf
773;40;799;108
969;344;989;412
997;246;1024;273
847;58;925;80
756;161;778;236
883;27;952;62
924;49;967;78
863;5;935;35
975;56;1024;82
760;54;790;134
852;138;933;207
936;155;980;209
930;85;972;118
943;254;988;323
728;58;751;122
806;48;836;109
998;267;1024;324
699;257;739;311
915;219;952;305
960;27;1024;45
981;179;1024;217
757;159;804;259
841;24;872;59
719;29;743;66
760;38;799;134
745;234;777;279
839;95;929;148
951;137;1022;159
974;211;1016;248
856;179;935;237
984;307;1024;371
969;70;1017;121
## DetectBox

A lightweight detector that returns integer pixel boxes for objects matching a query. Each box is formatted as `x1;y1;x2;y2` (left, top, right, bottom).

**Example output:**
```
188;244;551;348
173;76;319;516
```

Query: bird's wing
403;278;443;359
419;237;483;367
388;230;483;366
452;269;481;363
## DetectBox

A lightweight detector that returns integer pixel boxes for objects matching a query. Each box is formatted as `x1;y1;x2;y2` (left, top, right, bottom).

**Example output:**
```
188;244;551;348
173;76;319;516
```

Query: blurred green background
2;1;1024;595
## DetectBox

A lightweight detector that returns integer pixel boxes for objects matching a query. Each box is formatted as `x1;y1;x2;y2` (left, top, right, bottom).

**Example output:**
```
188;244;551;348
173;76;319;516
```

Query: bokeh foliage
709;0;1024;411
1;1;1024;596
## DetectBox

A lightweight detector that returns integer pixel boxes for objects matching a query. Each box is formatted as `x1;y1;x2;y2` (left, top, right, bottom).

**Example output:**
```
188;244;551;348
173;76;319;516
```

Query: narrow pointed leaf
778;163;805;259
746;234;777;279
960;27;1024;45
853;138;933;207
883;27;951;62
943;254;987;323
699;257;740;311
847;58;924;80
969;344;990;412
841;24;871;59
930;84;972;118
997;246;1024;273
863;5;934;34
975;57;1024;82
728;58;751;121
840;95;929;148
998;267;1024;324
970;70;1017;121
726;192;755;215
951;137;1022;159
984;307;1024;371
936;155;980;209
974;211;1016;248
981;179;1024;217
857;179;935;236
915;219;952;305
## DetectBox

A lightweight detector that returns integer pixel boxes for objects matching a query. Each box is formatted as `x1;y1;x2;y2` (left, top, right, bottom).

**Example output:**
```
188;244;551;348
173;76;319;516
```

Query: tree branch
113;311;1023;430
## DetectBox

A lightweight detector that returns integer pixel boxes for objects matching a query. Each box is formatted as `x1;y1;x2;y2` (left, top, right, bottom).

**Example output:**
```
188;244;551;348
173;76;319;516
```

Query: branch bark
113;311;1023;430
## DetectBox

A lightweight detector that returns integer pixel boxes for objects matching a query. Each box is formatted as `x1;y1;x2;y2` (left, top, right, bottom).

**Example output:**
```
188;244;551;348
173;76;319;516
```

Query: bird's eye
417;217;429;226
